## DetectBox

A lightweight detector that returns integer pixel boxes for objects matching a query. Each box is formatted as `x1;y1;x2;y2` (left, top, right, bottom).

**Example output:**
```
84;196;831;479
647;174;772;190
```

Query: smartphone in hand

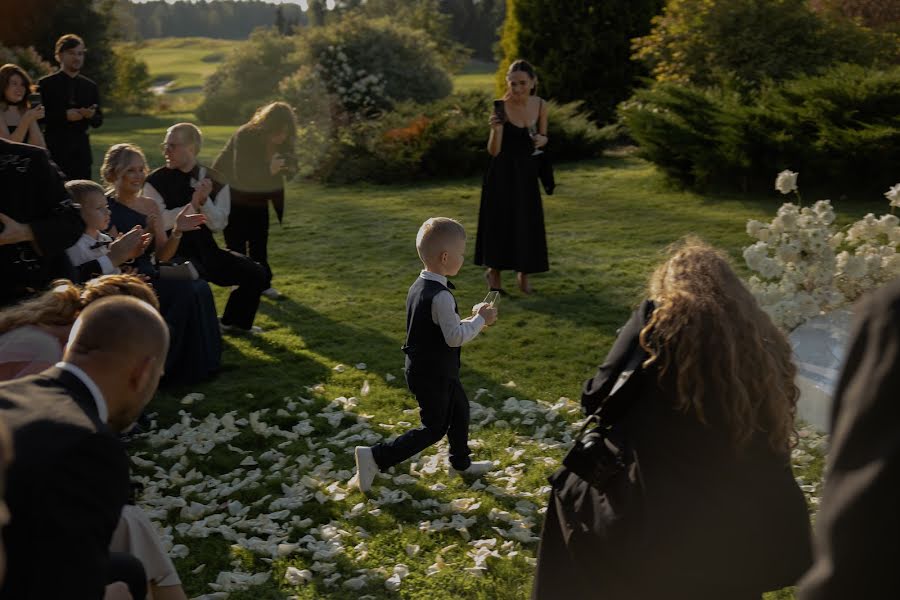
492;99;506;123
483;290;500;307
27;93;41;108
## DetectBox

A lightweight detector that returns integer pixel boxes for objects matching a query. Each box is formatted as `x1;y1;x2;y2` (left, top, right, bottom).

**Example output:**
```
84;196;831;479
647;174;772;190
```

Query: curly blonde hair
0;275;159;335
638;237;798;451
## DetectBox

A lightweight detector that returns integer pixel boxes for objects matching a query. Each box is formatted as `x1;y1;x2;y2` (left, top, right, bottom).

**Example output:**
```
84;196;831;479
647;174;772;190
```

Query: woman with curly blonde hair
0;275;158;380
534;238;812;600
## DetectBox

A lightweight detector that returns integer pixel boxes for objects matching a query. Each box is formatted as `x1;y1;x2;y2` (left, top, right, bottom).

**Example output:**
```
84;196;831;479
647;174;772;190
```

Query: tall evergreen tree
496;0;663;123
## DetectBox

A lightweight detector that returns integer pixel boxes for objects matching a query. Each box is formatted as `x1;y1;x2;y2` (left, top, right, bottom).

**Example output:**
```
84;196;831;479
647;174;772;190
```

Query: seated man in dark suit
0;137;83;306
143;123;267;334
0;296;169;599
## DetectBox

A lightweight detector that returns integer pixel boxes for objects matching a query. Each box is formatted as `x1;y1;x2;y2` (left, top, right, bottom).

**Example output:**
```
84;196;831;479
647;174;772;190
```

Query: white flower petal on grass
191;564;206;574
169;544;190;559
361;380;371;396
405;544;421;557
356;362;367;370
502;381;517;388
343;575;368;590
332;364;346;373
284;567;313;585
385;373;396;382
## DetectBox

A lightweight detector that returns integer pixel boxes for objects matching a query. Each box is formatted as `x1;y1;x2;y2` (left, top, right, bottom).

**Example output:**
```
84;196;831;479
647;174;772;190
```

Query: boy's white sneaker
262;287;282;299
450;460;494;477
354;446;379;492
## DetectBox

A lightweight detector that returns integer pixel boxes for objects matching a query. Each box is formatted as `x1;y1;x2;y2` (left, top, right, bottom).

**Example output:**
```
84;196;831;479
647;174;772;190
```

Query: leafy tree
811;0;900;30
496;0;663;123
633;0;897;94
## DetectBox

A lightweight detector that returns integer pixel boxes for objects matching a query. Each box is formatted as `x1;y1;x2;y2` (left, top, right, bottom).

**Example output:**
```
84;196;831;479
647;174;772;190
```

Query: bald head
64;296;169;432
66;296;168;362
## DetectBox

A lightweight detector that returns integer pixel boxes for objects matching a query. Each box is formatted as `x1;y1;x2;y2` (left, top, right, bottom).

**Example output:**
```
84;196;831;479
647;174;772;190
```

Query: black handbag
560;339;647;489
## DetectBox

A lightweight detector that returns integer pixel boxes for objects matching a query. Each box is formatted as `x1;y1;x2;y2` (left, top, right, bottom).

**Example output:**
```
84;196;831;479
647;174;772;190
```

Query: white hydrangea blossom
744;184;900;330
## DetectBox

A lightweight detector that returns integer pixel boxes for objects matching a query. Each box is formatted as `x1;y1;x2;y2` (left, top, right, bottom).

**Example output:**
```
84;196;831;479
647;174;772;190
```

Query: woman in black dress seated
0;64;46;148
533;238;812;600
100;143;222;385
475;59;548;295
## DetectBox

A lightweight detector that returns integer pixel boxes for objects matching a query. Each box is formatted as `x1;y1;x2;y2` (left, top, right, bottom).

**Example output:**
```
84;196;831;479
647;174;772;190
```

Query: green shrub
196;28;301;124
303;92;610;183
106;48;154;115
0;46;52;81
620;64;900;195
633;0;897;95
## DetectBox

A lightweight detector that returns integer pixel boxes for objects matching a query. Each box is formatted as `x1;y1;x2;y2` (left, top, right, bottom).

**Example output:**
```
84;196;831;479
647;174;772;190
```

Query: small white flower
885;183;900;208
775;170;799;194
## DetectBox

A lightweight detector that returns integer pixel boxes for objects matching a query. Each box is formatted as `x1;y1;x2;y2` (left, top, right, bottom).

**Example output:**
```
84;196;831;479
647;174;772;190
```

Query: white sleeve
142;183;180;231
202;184;231;232
431;290;485;348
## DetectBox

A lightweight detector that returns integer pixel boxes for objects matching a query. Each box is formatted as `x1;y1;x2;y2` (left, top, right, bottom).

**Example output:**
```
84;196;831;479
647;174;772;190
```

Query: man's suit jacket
0;367;130;599
0;138;82;304
798;276;900;599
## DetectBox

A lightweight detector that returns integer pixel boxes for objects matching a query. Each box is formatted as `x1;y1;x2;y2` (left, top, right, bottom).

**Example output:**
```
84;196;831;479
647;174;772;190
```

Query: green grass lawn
90;112;852;597
453;60;497;95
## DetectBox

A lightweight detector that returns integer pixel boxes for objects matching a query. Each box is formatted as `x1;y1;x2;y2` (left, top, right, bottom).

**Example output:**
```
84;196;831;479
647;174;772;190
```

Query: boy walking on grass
354;217;498;492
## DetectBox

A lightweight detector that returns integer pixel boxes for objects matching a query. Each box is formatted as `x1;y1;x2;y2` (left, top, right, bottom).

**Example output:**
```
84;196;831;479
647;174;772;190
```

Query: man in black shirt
0;137;83;306
144;122;268;333
38;34;102;180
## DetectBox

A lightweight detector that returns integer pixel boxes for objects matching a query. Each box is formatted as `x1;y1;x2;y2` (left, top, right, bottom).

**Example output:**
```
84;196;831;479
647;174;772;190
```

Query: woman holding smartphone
474;59;549;295
0;64;46;148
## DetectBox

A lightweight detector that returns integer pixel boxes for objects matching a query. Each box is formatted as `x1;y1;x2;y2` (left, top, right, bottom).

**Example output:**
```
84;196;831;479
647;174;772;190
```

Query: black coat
798;277;900;600
0;138;82;305
0;366;131;599
533;300;813;600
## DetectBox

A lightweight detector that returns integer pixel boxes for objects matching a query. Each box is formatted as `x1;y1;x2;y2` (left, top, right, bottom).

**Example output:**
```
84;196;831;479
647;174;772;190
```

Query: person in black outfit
533;239;812;600
213;102;298;299
0;137;83;307
144;123;268;333
798;277;900;600
38;34;102;180
0;63;47;148
475;59;549;296
0;296;168;599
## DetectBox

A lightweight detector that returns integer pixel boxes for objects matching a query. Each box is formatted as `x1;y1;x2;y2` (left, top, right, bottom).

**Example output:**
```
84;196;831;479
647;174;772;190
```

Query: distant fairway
453;59;497;94
120;37;240;110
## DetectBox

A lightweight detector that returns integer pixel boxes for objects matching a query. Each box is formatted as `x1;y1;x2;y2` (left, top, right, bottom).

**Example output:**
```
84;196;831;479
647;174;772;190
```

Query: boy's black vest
402;277;461;377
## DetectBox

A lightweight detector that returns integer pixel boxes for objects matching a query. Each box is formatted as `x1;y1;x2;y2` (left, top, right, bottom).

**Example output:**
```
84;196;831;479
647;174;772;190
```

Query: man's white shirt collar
55;362;108;424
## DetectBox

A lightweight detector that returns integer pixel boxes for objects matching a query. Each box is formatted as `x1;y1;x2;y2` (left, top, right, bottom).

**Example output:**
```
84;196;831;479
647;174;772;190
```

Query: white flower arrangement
744;173;900;330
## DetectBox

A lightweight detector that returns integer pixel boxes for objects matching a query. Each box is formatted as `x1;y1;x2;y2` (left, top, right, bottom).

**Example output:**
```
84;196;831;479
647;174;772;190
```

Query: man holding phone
38;34;103;180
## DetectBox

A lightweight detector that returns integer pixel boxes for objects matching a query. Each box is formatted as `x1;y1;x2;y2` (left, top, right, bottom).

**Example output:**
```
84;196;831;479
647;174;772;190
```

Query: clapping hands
108;225;151;266
174;203;206;233
191;178;212;208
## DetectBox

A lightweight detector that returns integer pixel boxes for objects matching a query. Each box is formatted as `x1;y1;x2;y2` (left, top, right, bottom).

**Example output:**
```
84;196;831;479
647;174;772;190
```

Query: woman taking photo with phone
475;59;549;295
0;64;46;148
213;101;298;299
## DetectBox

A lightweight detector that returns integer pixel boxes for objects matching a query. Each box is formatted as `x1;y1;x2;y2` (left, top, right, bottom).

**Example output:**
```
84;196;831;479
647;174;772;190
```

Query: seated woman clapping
533;238;812;600
101;143;222;385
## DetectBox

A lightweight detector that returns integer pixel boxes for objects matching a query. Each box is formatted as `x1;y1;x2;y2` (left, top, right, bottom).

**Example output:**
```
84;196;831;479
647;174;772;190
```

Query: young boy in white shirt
64;180;149;281
354;217;498;492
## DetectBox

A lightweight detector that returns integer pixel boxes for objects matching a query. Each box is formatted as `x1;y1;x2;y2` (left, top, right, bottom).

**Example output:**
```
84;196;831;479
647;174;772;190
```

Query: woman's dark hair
247;101;298;150
55;34;85;56
507;59;538;95
0;64;32;112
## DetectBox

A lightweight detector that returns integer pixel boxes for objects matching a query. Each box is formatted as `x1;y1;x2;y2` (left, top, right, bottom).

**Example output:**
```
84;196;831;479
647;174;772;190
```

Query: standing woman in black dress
213;101;298;299
475;59;549;295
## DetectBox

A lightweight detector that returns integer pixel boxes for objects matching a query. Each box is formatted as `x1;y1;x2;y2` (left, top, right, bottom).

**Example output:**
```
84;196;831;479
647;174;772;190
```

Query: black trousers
195;247;267;330
371;372;472;471
224;203;272;289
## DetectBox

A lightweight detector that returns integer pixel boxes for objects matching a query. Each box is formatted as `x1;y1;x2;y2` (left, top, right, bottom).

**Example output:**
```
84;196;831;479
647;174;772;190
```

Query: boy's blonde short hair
167;122;203;154
416;217;466;263
64;179;106;205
